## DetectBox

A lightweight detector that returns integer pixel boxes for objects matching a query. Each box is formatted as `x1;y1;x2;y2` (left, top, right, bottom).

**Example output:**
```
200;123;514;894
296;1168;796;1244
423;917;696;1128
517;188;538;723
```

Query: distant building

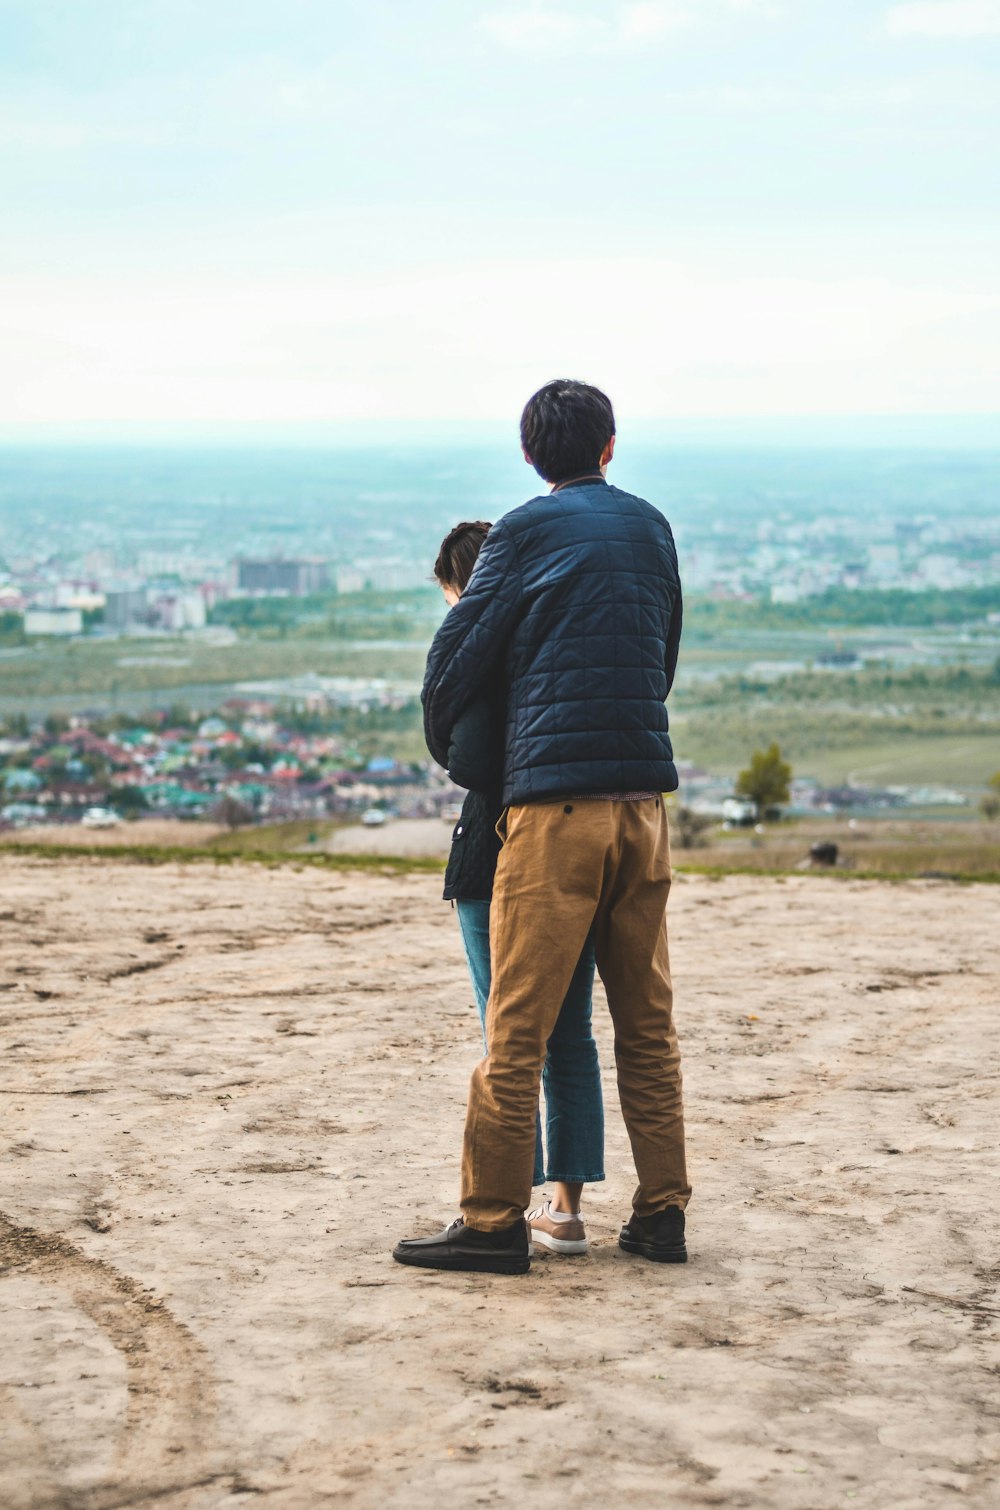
335;566;367;595
24;607;83;636
152;592;207;632
867;543;900;572
367;562;426;592
336;561;427;593
236;559;329;595
3;768;43;792
104;586;149;629
84;549;117;577
137;551;217;581
919;554;964;589
54;583;104;612
771;584;804;605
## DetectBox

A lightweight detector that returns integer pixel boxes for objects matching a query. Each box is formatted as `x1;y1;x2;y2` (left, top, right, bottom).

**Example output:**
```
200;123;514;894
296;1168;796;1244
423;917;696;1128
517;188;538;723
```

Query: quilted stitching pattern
423;480;682;806
442;789;502;902
442;692;504;901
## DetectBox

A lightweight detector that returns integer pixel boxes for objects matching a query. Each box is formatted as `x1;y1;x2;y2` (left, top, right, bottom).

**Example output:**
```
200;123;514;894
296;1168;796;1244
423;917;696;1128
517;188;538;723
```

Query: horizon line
1;413;999;451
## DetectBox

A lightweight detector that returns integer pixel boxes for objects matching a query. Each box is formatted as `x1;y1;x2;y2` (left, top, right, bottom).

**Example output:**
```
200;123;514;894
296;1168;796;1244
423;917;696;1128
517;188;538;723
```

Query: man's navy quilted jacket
422;477;682;806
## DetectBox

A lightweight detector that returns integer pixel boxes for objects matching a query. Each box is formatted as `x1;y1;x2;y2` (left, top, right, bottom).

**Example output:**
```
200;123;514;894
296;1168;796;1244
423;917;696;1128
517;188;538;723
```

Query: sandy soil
1;857;998;1510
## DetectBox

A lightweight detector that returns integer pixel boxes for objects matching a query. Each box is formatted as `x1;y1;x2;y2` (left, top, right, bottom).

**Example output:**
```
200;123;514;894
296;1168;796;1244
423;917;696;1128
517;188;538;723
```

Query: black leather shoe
619;1206;687;1263
393;1217;531;1274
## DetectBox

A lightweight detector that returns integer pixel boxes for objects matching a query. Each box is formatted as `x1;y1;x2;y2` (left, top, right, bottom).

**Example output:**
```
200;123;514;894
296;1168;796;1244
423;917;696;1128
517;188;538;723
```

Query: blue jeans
456;899;604;1186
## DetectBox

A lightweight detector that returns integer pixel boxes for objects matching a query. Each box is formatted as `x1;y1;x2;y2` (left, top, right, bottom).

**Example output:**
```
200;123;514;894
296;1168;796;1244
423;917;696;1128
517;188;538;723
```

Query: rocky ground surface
1;857;998;1509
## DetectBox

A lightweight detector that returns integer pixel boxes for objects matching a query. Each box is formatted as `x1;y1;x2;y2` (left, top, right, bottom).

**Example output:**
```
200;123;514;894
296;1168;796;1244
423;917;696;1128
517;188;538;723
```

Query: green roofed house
140;782;208;814
226;782;268;806
3;769;43;792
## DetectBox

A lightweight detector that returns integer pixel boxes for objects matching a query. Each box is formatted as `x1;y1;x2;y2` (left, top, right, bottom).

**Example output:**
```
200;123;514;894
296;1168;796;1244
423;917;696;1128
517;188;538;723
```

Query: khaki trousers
461;797;690;1230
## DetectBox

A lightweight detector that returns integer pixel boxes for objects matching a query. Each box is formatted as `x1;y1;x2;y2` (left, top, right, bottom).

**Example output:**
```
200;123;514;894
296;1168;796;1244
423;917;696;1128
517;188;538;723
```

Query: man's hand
422;519;523;767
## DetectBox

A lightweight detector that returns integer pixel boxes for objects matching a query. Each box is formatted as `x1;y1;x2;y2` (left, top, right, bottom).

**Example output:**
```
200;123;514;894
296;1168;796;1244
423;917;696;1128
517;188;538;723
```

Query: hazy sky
2;0;999;430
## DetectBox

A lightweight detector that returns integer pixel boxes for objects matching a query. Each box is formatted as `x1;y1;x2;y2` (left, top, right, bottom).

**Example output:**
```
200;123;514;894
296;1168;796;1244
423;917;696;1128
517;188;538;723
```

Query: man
394;379;690;1275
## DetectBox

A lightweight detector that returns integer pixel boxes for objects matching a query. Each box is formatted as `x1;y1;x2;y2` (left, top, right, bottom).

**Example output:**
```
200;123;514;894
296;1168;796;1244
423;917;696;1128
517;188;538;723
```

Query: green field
677;728;1000;789
0;836;446;876
673;658;1000;788
3;815;997;883
675;814;1000;881
0;636;427;704
3;585;998;789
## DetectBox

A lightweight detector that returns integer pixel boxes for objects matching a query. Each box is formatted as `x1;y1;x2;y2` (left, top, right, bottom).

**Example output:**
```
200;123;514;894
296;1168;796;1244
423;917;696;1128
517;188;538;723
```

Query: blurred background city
2;438;997;877
2;1;998;875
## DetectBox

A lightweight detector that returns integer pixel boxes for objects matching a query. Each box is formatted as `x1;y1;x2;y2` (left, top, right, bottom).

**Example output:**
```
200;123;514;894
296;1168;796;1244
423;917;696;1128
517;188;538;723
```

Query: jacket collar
550;474;609;493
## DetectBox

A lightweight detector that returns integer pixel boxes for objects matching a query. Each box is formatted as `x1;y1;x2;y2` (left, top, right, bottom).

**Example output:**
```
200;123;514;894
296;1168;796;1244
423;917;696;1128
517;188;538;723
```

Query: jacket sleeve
447;688;505;791
422;519;523;768
664;574;683;697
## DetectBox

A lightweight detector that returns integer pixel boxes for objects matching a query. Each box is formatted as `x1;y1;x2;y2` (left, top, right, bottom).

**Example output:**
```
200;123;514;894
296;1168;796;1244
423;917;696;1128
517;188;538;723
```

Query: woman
434;521;604;1254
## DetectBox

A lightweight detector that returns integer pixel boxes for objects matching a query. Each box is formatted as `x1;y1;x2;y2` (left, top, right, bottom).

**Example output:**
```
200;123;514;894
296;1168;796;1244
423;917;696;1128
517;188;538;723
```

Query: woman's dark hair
520;379;615;483
433;520;492;593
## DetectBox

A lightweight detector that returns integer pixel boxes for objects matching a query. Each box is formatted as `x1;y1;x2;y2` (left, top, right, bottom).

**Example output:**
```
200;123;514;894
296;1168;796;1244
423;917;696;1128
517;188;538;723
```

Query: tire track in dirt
0;1384;65;1508
0;1213;222;1510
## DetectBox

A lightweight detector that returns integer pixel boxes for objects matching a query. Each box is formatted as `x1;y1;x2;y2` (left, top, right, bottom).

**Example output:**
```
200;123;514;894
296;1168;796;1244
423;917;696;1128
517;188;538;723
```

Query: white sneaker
526;1201;589;1255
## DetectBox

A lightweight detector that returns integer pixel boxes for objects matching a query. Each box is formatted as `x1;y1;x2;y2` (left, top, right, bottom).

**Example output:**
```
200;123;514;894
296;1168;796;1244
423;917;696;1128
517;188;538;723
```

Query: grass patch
0;839;445;875
676;863;996;881
676;727;1000;788
2;836;997;884
206;818;343;855
674;859;1000;885
677;815;1000;881
0;634;427;703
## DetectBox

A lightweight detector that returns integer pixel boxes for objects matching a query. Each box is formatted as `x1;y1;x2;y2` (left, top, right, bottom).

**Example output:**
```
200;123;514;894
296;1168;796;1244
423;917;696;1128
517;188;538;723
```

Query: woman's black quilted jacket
423;478;682;806
442;690;504;903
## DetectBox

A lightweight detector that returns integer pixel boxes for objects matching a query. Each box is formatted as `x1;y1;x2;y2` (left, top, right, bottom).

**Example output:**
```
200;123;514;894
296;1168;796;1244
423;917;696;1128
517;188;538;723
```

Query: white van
81;806;121;829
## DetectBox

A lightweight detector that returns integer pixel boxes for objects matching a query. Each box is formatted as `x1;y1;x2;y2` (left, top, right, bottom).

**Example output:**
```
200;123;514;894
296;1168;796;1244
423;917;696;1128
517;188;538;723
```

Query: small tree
735;742;792;819
214;794;254;830
981;771;1000;821
672;806;714;850
113;787;149;819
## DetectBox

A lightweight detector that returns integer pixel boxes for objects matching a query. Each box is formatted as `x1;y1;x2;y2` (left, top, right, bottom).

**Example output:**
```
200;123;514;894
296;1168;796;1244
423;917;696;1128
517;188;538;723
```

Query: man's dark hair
433;520;492;593
520;379;615;484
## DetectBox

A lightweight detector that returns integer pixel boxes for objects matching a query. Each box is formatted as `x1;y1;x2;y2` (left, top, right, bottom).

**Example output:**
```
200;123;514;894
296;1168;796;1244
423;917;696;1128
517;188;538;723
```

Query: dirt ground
1;857;998;1510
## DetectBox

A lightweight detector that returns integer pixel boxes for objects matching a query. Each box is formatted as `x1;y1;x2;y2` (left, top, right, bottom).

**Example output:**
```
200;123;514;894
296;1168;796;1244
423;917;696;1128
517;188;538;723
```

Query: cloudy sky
1;0;999;432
